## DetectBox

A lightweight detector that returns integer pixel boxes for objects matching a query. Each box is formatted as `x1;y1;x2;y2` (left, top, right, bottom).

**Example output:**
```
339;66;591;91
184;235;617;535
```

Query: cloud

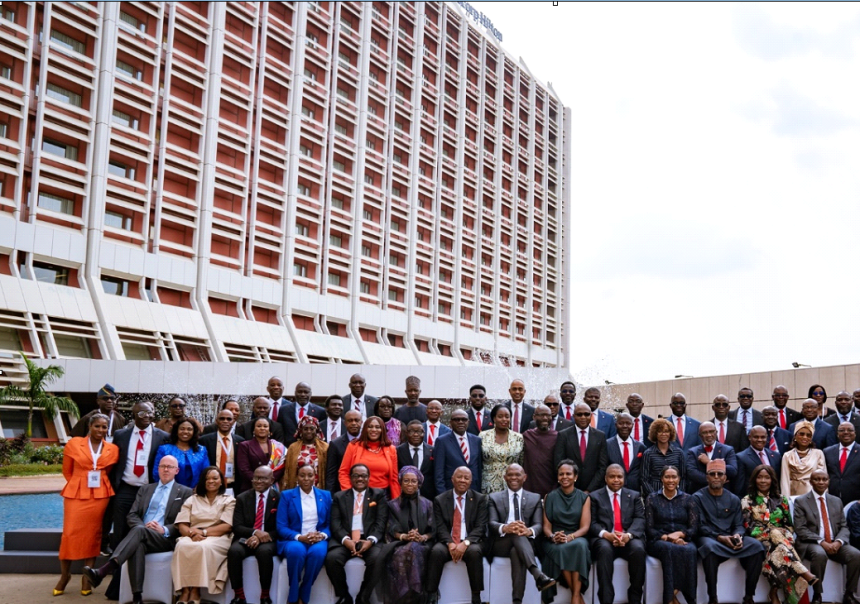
770;84;857;137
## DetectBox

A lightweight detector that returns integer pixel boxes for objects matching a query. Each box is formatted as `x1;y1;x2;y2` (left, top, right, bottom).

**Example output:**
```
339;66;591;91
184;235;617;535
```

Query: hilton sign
456;1;503;43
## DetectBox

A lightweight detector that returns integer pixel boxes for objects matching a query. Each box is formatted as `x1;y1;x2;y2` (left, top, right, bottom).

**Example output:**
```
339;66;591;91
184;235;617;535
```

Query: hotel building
0;0;571;414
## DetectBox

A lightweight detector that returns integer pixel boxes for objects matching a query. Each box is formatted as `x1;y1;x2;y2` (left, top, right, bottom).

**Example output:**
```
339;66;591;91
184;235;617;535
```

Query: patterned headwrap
398;465;424;487
793;420;815;437
294;415;324;440
97;383;116;398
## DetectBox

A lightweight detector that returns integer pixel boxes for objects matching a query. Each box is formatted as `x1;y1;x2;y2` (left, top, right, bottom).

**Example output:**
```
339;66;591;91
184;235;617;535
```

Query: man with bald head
771;385;801;429
734;425;781;496
265;376;286;422
625;393;653;447
503;379;535;433
686;421;738;493
342;373;377;421
237;397;285;444
199;409;245;489
711;394;749;453
527;395;572;432
729;388;763;434
277;381;326;446
606;413;645;492
434;409;482;495
824;422;860;505
825;391;860;439
584;387;616;438
761;406;793;454
552;403;609;492
669;393;701;451
790;399;837;450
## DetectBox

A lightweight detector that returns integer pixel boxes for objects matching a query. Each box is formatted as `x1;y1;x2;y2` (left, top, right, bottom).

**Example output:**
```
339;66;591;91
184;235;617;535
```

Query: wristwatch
463;539;471;547
202;529;208;537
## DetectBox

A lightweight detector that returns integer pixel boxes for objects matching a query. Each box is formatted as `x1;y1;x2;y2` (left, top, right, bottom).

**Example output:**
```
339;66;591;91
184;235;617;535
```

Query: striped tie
459;436;469;463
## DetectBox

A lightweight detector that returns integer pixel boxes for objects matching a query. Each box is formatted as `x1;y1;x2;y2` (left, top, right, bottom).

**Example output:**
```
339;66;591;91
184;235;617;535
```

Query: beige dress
171;494;236;594
780;448;826;496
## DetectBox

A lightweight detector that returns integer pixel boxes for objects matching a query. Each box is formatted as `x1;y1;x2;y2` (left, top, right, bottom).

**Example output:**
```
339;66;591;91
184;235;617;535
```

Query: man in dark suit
793;470;860;604
790;399;837;450
734;426;781;496
589;464;646;604
771;385;801;430
427;467;489;604
712;394;749;453
227;466;279;604
729;388;764;434
606;413;645;492
324;463;388;604
236;398;285;444
265;376;287;423
552;403;609;493
686;421;739;493
424;399;451;445
558;380;578;424
278;382;326;446
762;406;793;454
342;373;377;421
486;464;555;603
397;420;436;500
669;393;701;451
199;408;244;490
528;395;573;432
202;400;242;435
322;395;344;443
585;387;617;439
625;393;653;447
326;410;363;494
434;409;482;495
466;384;493;435
84;454;193;604
824;422;860;506
503;379;535;434
825;392;860;442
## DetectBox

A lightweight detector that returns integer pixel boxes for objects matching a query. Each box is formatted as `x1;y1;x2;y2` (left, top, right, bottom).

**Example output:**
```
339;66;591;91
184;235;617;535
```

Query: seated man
685;421;738;493
227;466;279;604
487;464;555;604
692;459;765;604
324;463;388;604
589;464;646;604
427;466;489;604
84;455;193;604
794;470;860;604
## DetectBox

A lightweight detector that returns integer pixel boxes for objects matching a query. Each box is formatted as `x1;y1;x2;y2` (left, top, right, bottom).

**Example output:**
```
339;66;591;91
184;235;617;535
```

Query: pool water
0;493;63;549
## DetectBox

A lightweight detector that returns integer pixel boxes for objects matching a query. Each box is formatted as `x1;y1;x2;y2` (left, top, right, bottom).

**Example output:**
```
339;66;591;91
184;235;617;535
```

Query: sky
474;2;860;384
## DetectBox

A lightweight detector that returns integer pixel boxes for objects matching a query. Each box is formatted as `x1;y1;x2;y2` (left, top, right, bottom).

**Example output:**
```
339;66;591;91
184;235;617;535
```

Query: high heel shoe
52;589;64;596
80;589;93;596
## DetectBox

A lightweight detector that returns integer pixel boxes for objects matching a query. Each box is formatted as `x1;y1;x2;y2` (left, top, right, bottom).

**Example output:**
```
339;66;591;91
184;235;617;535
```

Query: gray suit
112;480;194;593
487;489;543;604
793;490;860;598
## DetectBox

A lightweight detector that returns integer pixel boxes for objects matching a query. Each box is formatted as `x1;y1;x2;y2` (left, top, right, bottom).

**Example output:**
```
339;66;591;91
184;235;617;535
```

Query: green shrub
0;434;65;466
0;463;63;477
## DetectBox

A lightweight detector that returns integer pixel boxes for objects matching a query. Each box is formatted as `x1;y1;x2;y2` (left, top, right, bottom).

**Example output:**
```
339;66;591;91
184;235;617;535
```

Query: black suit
824;443;860;505
427;489;489;597
713;418;749;453
396;442;436;500
487;489;543;603
606;438;645;492
774;406;802;429
685;442;738;493
825;412;860;443
467;407;493;435
527;415;573;432
728;408;764;433
734;447;781;496
111;480;193;593
553;426;609;492
629;414;654;448
324;487;389;599
198;432;244;484
236;416;285;445
277;401;326;446
502;401;535;434
341;393;378;418
320;417;345;443
589;487;646;604
325;434;356;494
227;487;280;592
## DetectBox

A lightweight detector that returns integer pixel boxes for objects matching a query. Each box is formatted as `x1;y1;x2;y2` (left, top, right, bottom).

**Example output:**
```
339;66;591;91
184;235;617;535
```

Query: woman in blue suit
277;464;331;604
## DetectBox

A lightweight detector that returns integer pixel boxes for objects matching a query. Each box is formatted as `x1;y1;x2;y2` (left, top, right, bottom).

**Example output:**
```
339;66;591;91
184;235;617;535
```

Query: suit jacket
236;417;285;445
729;408;764;432
341;393;378;417
127;480;194;538
198;432;245;467
235;439;286;494
670;416;701;451
685;442;739;493
594;409;617;439
396;442;436;500
423;421;451;445
467;407;493;435
202;422;218;435
794;490;851;554
276;486;331;546
325;433;355;494
320;417;345;443
588;487;645;540
767;426;794;454
433;488;488;545
606;438;645;492
824;442;860;505
434;431;482;495
825;412;860;442
775;406;802;428
789;418;837;450
110;425;170;490
527;416;573;432
502;401;536;434
277;401;327;447
486;488;542;557
552;426;609;493
329;487;388;546
629;414;654;448
232;487;280;541
734;446;782;496
713;418;749;453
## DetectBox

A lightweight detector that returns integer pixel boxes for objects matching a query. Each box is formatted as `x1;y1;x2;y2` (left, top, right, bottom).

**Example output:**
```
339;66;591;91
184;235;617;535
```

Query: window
306;32;318;44
394;121;403;131
107;160;135;179
293;263;307;277
327;273;341;286
334;124;347;136
368;105;376;115
301;106;314;118
415;263;423;275
50;30;85;55
104;210;132;231
38;192;74;215
46;83;82;107
337;88;349;100
32;262;69;285
332;160;346;172
42;139;78;161
338;51;350;62
362;209;373;220
101;276;129;296
116;59;143;81
112;108;138;129
0;122;7;138
391;186;401;198
360;281;370;294
329;234;342;247
388;289;397;301
295;223;309;236
369;71;378;82
2;6;15;22
296;183;310;196
363;174;373;185
361;245;371;257
366;138;375;150
0;64;10;80
391;220;400;231
303;68;317;81
389;254;399;267
119;11;145;32
1;410;48;439
299;145;312;158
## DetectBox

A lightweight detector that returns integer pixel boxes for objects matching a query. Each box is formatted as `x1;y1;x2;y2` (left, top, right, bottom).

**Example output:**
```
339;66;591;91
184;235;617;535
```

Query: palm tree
0;354;78;438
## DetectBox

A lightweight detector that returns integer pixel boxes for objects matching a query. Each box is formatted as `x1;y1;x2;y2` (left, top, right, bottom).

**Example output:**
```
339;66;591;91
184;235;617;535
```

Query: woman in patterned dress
741;464;818;604
480;404;524;493
282;415;328;489
375;395;407;447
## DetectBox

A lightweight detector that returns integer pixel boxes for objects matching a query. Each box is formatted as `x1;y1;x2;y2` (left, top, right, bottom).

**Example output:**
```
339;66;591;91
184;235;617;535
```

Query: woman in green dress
542;459;591;604
741;464;818;604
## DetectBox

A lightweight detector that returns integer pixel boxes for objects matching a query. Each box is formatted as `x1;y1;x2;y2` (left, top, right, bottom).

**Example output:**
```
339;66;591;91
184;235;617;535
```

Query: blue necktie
145;484;168;525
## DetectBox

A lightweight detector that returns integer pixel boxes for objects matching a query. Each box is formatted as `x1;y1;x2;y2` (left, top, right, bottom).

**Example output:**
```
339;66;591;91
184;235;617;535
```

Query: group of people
55;377;860;604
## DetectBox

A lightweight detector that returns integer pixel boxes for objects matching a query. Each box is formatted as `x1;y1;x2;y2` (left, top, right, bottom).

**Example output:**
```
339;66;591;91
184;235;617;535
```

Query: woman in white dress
780;421;826;497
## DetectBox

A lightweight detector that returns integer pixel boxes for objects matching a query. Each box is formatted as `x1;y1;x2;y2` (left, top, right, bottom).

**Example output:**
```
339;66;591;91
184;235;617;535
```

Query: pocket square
369;501;377;507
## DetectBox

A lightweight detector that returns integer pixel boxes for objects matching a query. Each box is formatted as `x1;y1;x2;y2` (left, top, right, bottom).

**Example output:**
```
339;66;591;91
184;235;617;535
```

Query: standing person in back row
553;403;609;493
584;387;616;439
278;382;326;447
394;376;427;424
504;379;534;434
342;373;376;422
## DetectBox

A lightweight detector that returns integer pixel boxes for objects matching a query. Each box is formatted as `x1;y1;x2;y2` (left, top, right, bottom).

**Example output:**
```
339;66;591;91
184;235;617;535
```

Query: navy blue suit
824;442;860;505
606;437;645;492
766;426;793;454
670;416;701;451
434;431;482;495
594;409;617;439
734;446;782;496
685;442;738;493
276;486;331;604
789;418;837;450
423;421;451;445
630;414;654;448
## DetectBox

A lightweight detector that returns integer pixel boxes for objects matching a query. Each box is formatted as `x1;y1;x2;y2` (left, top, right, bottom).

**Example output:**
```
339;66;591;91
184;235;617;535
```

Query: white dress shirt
351;395;368;420
714;419;729;441
816;493;841;544
326;418;340;442
409;444;424;468
122;424;153;487
500;487;535;538
253;488;272;535
300;488;319;537
598;487;629;539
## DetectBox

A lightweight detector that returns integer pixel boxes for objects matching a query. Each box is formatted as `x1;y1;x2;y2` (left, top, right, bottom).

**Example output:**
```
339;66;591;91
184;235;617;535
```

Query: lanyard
89;438;104;470
219;434;233;457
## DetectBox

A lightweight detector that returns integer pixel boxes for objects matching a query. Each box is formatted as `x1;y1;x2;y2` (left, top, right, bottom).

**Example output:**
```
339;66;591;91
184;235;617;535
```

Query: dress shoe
229;598;247;604
82;566;102;588
811;598;822;604
742;597;754;604
535;573;556;592
334;596;353;604
844;593;860;604
260;598;272;604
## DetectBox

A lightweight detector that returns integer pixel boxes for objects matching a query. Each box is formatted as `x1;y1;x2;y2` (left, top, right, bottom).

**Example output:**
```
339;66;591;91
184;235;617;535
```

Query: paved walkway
0;573;65;603
0;474;65;495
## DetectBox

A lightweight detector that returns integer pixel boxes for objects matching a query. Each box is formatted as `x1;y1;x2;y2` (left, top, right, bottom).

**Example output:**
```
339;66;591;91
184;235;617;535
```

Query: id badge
105;435;113;443
224;463;234;478
87;471;101;488
135;450;147;466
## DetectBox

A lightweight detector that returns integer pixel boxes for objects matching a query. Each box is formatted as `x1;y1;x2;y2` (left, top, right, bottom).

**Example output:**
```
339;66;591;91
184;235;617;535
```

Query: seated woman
282;415;328;490
235;417;287;494
741;464;818;604
541;459;592;604
780;421;826;497
376;395;407;447
153;417;209;488
338;416;401;499
172;466;235;604
644;465;698;604
277;464;332;604
378;466;435;604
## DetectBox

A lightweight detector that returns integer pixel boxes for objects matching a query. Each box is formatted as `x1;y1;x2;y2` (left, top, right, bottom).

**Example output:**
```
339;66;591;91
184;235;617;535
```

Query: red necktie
718;422;725;444
428;424;435;445
579;430;587;462
270;404;278;422
676;418;684;446
841;448;849;472
622;441;630;472
452;496;463;543
565;406;572;421
254;493;264;531
476;413;482;431
820;497;832;542
299;405;305;420
219;436;229;476
634;418;640;442
613;493;622;532
133;430;145;476
759;450;769;466
459;436;469;463
513;405;520;433
331;421;338;441
768;430;778;451
779;409;786;429
591;413;597;429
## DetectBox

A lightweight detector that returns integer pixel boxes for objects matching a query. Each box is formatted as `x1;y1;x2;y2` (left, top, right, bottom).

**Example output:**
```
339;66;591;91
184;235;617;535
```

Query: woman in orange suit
338;415;401;499
55;413;119;596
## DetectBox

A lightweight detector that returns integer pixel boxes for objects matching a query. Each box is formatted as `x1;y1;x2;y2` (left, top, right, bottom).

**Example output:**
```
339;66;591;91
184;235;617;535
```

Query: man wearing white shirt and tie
729;388;764;434
322;395;345;443
685;421;738;493
824;422;860;506
342;373;377;421
669;393;701;451
265;376;286;423
825;392;860;440
424;400;451;445
559;381;577;424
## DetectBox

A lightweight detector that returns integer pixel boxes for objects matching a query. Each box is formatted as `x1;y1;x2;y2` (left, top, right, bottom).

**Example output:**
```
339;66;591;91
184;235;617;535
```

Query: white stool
438;559;490;604
808;559;845;603
487;557;541;604
118;551;174;604
694;556;770;603
222;557;281;603
589;558;632;604
277;558;334;604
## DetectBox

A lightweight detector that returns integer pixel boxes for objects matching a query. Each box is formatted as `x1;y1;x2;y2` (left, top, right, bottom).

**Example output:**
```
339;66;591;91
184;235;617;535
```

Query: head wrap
706;459;726;473
97;383;116;398
294;415;323;440
399;465;424;487
793;420;815;437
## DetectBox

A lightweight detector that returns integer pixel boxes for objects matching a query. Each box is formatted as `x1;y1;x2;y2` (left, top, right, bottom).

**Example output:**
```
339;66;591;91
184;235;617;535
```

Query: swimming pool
0;493;63;549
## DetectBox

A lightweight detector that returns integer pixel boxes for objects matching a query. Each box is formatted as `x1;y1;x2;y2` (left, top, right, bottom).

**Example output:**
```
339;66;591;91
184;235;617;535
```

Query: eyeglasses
738;394;753;400
546;402;559;407
451;417;469;422
136;411;154;418
159;464;177;469
574;412;591;417
216;417;233;421
99;396;117;401
707;471;725;477
812;391;825;396
772;393;789;398
170;403;186;409
671;401;687;406
713;402;729;408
